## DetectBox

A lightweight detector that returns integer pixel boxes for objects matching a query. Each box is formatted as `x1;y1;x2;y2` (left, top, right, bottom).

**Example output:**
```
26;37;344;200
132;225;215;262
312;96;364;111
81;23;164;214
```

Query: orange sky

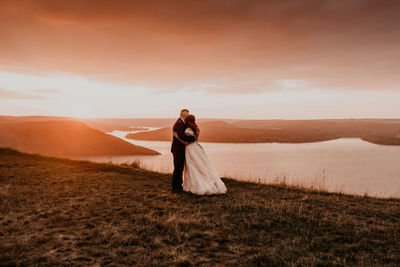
1;0;399;119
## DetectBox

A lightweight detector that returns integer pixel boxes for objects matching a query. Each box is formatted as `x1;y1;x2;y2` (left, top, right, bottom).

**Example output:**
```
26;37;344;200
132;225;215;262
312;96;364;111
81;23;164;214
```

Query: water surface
76;129;400;198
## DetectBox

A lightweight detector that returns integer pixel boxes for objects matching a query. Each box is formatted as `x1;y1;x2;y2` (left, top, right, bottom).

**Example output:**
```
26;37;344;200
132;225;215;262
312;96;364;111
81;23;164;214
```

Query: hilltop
0;147;399;266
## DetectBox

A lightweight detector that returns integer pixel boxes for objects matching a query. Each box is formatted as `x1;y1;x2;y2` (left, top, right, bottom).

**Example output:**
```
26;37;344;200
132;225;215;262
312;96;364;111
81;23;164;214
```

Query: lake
77;129;400;198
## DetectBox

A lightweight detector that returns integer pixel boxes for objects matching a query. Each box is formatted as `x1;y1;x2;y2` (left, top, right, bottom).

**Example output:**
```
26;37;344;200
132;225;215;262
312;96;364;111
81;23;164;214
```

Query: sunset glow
1;0;399;119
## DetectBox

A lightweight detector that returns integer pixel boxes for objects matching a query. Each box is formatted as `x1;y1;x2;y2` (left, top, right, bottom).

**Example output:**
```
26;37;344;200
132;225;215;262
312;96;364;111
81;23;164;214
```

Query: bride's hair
185;115;199;137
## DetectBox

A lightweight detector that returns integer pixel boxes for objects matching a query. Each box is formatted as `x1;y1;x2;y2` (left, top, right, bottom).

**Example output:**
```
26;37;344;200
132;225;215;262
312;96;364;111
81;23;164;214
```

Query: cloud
0;0;399;93
0;88;46;99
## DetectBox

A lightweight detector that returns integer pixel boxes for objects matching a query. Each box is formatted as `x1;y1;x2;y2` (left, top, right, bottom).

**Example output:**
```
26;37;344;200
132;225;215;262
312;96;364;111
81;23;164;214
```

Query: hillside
127;119;400;145
0;147;399;266
0;115;138;133
0;120;159;156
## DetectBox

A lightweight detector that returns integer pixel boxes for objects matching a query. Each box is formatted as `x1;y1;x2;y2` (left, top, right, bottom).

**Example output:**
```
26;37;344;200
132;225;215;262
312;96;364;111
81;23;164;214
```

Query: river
76;129;400;198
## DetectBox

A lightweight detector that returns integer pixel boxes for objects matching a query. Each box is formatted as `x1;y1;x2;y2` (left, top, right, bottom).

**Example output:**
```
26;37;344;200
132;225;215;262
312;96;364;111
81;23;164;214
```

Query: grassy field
0;147;399;266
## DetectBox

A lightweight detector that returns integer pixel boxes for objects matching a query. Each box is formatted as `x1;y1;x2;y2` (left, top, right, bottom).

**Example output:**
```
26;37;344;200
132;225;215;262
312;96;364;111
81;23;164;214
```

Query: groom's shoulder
174;118;184;125
173;118;185;131
173;118;183;128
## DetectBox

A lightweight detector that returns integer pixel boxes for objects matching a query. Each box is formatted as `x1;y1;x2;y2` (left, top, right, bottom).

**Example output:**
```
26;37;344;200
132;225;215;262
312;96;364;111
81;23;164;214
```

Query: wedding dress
183;128;227;195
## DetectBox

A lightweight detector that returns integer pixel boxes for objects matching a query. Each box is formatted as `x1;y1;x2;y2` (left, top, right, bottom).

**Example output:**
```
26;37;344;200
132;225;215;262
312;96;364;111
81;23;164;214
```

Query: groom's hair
181;108;189;113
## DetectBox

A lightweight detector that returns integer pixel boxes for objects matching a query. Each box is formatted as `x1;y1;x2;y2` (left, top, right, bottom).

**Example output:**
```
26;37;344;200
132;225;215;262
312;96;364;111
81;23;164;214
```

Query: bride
173;115;227;195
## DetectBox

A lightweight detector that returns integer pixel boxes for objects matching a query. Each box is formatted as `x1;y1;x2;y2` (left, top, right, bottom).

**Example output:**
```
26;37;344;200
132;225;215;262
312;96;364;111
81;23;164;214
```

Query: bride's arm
173;131;190;145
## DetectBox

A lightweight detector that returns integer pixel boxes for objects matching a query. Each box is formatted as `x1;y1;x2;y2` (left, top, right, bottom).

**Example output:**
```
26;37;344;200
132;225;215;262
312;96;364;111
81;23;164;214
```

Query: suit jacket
170;118;195;154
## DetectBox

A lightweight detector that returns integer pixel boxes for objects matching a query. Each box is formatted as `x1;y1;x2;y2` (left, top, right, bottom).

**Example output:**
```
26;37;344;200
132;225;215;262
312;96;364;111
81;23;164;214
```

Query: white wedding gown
183;128;227;195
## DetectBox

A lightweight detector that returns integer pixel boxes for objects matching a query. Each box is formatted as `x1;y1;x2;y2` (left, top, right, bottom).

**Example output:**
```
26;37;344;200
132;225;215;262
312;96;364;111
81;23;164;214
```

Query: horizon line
1;114;400;121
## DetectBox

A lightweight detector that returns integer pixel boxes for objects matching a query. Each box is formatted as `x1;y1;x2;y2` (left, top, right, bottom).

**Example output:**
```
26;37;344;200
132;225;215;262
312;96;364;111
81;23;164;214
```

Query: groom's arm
174;123;195;143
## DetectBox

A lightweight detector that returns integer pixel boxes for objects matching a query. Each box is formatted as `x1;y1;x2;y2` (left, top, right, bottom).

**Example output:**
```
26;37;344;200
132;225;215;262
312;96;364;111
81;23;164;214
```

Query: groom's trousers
172;152;185;191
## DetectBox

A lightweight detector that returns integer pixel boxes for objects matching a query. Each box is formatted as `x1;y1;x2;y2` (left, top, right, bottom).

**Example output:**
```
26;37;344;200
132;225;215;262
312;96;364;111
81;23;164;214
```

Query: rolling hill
126;119;400;145
126;120;342;143
0;119;159;156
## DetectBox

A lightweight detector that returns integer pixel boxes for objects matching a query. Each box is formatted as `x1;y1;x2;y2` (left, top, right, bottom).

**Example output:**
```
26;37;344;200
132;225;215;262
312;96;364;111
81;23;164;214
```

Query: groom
170;109;196;193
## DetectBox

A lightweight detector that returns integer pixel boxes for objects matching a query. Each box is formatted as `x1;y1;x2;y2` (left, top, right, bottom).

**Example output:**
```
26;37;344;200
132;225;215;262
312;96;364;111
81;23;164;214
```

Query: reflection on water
75;129;400;198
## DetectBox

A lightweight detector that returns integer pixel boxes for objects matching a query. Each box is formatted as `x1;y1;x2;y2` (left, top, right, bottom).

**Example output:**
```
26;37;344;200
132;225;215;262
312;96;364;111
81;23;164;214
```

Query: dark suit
170;118;195;191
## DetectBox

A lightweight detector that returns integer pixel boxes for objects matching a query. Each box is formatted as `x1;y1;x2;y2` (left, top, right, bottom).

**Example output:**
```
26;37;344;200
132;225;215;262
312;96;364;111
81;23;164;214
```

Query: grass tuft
0;147;399;265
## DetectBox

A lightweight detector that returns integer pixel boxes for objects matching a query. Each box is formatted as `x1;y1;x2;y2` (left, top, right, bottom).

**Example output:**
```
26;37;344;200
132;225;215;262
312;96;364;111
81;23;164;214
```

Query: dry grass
0;147;399;266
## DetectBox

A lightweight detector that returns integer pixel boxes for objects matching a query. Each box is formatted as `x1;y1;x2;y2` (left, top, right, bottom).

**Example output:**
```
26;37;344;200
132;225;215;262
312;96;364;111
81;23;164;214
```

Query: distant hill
85;118;239;132
232;119;400;145
0;116;238;133
86;118;176;129
0;115;141;133
2;116;400;146
0;119;159;156
126;119;400;145
126;120;338;143
82;120;135;132
232;118;400;131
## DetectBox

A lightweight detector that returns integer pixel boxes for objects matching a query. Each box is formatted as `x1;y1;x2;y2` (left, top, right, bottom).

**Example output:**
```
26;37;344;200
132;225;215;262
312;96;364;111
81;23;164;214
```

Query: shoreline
2;146;399;200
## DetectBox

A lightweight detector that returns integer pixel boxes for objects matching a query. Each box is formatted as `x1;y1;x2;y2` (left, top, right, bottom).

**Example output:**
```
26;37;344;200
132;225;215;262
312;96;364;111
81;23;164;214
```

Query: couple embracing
170;109;227;195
